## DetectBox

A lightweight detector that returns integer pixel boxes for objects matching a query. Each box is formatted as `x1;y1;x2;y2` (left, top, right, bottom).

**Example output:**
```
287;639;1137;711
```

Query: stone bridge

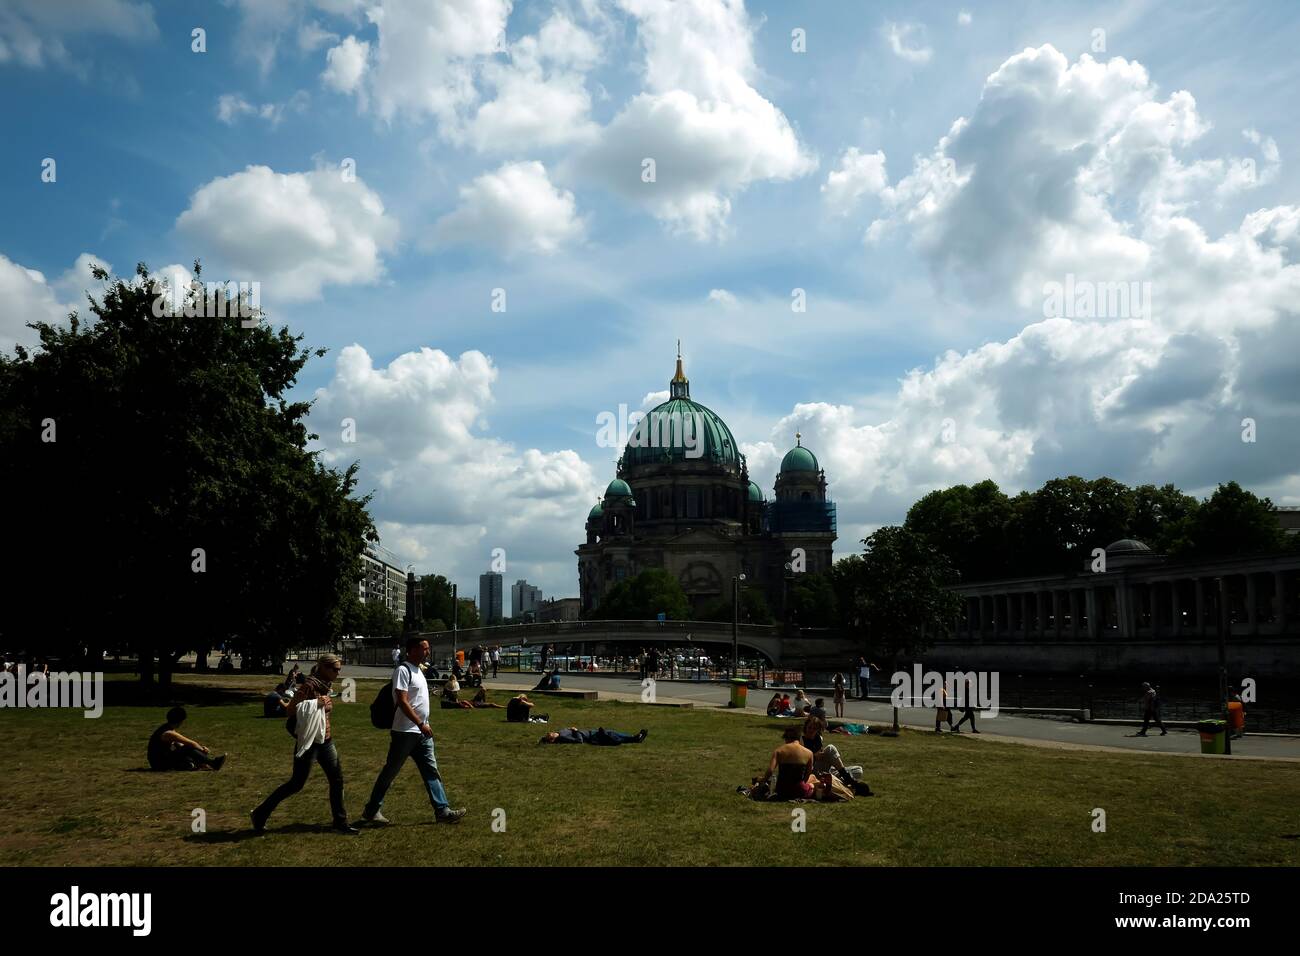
415;620;860;669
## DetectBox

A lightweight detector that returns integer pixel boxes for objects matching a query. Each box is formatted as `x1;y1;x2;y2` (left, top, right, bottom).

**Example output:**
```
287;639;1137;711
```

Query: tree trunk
158;649;173;689
139;651;154;686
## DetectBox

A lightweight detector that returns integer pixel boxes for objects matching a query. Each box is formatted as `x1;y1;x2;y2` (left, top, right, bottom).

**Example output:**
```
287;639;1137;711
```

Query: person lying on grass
147;706;226;772
538;727;648;746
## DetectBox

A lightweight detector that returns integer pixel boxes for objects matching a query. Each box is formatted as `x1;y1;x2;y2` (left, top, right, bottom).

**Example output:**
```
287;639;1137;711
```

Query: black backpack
370;662;415;729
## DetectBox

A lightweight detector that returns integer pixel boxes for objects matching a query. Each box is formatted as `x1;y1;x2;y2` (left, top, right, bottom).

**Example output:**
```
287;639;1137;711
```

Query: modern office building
479;571;504;624
361;542;408;620
512;579;543;619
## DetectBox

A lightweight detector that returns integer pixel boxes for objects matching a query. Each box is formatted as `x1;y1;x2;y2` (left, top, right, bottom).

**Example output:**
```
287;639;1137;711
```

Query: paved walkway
306;662;1300;762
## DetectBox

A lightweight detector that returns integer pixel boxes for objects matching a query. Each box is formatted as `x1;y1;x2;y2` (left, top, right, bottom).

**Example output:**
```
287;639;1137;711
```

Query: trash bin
1196;719;1226;754
729;678;749;708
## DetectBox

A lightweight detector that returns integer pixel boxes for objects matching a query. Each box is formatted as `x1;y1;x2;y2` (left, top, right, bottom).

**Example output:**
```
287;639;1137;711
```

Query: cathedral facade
577;354;836;619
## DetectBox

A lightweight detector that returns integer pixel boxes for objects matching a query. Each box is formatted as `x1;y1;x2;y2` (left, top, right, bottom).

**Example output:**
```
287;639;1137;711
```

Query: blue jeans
255;739;347;826
364;732;450;817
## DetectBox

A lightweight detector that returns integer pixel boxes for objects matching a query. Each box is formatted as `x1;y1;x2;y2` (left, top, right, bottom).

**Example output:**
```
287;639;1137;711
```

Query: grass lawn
2;674;1298;867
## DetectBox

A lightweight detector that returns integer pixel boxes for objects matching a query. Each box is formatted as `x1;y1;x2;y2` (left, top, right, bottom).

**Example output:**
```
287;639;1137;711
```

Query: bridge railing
415;619;782;644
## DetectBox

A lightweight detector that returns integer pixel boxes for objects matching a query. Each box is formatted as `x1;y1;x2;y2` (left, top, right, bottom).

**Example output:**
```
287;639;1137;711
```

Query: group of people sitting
744;707;871;802
766;689;826;719
439;676;506;710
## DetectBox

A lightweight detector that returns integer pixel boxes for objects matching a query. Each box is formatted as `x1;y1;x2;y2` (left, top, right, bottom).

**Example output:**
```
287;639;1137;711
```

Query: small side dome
1106;538;1151;553
779;444;819;473
605;478;633;499
588;500;604;519
747;480;764;502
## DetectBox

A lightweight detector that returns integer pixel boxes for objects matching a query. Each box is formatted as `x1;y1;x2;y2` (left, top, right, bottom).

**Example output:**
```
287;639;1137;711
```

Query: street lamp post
731;573;746;677
452;582;458;668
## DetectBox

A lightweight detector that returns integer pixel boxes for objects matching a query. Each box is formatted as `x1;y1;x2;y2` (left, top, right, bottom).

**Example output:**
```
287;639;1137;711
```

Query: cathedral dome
588;500;604;519
605;478;634;499
622;351;742;472
779;434;819;474
747;480;764;502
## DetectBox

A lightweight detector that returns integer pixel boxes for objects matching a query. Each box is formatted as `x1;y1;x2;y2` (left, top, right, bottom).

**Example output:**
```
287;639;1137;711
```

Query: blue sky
3;0;1299;603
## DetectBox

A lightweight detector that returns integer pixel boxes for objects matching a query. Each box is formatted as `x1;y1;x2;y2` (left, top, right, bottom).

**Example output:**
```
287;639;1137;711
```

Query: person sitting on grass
766;692;785;717
147;706;226;772
264;683;292;718
469;687;504;709
779;693;794;715
800;713;826;754
506;694;548;723
756;726;813;800
538;727;648;746
440;676;473;709
532;669;561;691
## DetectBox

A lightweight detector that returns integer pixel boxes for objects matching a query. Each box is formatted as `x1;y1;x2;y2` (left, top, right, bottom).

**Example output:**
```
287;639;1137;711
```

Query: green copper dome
588;500;604;519
747;480;764;502
780;435;819;473
605;478;633;499
622;353;742;471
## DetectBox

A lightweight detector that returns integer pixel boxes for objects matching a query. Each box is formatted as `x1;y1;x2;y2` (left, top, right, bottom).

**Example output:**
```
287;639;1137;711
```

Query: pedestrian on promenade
934;685;956;733
490;645;500;678
251;654;356;834
832;674;847;717
858;658;877;700
1136;682;1167;736
362;637;467;826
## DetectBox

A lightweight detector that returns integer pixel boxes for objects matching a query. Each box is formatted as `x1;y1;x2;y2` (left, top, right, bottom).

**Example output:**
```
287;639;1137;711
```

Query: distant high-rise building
360;542;408;624
479;572;503;624
512;579;543;619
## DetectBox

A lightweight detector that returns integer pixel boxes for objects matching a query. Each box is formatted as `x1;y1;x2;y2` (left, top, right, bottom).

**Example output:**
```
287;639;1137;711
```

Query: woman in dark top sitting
147;706;225;771
800;714;825;755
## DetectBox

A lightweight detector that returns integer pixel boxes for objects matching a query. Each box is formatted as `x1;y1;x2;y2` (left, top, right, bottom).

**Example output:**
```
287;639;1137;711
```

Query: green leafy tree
697;588;775;625
837;527;963;659
0;262;374;685
786;571;838;628
1174;482;1287;557
594;568;690;620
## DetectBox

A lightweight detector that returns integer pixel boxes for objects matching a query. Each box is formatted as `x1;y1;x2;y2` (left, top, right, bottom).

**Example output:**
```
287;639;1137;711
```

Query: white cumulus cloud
432;161;584;258
175;164;399;302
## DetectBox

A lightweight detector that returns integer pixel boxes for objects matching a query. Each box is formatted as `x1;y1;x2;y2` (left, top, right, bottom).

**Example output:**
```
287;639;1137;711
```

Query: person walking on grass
251;654;356;834
361;637;467;826
1136;681;1167;736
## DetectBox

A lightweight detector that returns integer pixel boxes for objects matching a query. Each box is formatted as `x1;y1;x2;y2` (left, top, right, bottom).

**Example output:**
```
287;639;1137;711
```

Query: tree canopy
0;263;375;683
592;568;691;621
904;476;1288;582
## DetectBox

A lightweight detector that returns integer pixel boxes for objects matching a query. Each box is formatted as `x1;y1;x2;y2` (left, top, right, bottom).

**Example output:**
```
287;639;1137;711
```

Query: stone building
577;352;836;618
937;538;1300;677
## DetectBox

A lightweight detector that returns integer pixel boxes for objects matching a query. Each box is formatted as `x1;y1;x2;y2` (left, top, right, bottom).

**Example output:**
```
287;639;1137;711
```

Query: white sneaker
362;811;391;825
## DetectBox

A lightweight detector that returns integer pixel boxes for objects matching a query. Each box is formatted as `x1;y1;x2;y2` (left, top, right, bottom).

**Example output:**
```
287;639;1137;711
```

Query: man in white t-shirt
361;637;467;825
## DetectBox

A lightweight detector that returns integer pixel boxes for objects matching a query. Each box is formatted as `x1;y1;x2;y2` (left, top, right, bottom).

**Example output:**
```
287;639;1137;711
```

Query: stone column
1194;578;1205;638
1037;591;1048;636
1170;579;1182;637
1070;589;1081;638
1052;590;1062;639
1018;593;1028;638
1275;571;1288;633
993;594;1003;637
1246;573;1258;635
1086;587;1098;639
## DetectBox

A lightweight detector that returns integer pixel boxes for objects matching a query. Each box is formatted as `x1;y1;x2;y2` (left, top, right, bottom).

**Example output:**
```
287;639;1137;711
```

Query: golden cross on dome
796;431;802;446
